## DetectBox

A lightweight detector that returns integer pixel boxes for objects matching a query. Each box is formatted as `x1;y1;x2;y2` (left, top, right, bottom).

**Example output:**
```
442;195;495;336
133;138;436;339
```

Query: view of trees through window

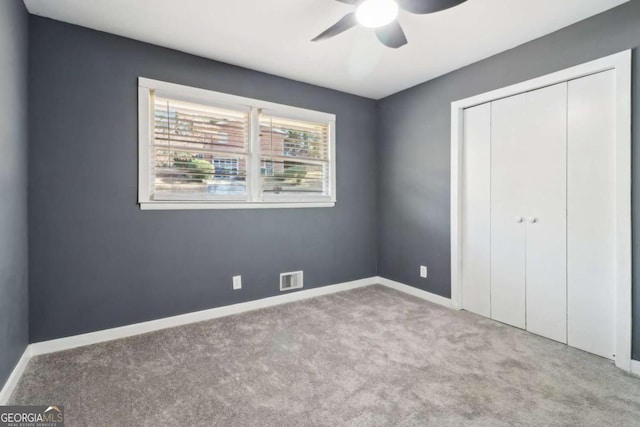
152;97;248;198
150;95;330;201
259;115;329;195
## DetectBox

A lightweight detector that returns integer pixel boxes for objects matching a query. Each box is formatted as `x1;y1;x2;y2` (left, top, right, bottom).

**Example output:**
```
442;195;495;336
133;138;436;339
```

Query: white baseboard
375;276;454;308
0;346;32;405
2;275;633;402
2;275;452;400
30;277;377;357
30;276;453;357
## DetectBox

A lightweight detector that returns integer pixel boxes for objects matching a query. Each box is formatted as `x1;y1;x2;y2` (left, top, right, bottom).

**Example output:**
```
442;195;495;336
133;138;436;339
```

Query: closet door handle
528;217;538;224
515;216;523;223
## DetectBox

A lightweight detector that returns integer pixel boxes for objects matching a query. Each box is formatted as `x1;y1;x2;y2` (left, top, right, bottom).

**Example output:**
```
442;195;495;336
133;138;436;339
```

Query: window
138;78;336;209
260;115;331;198
151;96;249;200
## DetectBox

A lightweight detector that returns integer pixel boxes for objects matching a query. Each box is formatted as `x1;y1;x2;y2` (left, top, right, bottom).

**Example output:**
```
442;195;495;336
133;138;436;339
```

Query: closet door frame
450;50;632;372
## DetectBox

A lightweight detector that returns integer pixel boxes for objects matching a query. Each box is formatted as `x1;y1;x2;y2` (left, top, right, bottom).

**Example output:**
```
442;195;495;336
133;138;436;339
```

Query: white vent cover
280;271;303;291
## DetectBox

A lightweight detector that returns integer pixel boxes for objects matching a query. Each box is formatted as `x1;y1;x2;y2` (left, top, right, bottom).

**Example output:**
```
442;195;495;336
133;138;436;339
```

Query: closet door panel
490;94;527;329
524;83;568;343
567;70;616;359
461;103;492;317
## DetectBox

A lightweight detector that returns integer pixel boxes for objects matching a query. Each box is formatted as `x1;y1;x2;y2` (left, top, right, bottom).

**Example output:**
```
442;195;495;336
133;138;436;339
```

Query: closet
460;70;616;359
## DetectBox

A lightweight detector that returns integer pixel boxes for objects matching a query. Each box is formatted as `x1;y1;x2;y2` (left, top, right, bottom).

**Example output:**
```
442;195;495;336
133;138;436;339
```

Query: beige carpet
9;285;640;426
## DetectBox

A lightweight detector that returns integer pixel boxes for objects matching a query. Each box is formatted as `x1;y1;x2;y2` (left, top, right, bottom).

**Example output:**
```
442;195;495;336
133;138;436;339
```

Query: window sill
139;201;336;210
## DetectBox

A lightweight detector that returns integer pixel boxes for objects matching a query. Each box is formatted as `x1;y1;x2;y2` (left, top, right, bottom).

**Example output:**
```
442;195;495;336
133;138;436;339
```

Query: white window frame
138;77;337;210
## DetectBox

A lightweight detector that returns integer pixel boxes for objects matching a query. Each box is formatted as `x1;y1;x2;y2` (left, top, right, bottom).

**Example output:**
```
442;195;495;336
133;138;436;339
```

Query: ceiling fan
312;0;468;48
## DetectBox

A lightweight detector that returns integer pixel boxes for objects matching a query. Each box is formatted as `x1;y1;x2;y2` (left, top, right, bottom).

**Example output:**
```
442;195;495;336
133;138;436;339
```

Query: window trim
138;77;337;210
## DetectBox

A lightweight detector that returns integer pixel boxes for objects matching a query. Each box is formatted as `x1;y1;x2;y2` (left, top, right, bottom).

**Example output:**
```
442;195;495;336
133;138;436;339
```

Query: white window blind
139;78;336;209
259;115;330;197
151;95;249;201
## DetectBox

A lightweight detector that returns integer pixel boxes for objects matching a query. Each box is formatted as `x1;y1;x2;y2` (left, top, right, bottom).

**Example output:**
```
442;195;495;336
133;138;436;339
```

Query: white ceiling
23;0;628;99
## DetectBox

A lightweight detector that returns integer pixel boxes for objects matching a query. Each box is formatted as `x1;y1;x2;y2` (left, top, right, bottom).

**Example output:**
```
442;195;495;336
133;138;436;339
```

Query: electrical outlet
233;275;242;290
420;266;428;278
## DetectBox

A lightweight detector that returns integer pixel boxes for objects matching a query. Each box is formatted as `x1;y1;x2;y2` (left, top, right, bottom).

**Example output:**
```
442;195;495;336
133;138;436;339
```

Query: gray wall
28;17;378;342
377;0;640;358
0;0;29;386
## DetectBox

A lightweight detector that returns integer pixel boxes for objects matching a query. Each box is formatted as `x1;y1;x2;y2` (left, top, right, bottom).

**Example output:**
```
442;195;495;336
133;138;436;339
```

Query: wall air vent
280;271;303;291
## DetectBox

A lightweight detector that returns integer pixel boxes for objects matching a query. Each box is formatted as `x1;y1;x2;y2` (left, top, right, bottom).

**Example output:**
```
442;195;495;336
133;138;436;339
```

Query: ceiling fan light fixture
355;0;399;28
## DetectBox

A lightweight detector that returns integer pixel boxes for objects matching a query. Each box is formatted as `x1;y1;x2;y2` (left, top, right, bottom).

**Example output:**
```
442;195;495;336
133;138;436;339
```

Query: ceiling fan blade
375;20;408;48
397;0;467;14
312;12;358;41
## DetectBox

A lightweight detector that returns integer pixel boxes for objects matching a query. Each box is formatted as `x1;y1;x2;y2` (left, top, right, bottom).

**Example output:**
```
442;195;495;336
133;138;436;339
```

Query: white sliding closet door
490;94;527;329
461;103;492;317
567;70;616;359
524;83;568;343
